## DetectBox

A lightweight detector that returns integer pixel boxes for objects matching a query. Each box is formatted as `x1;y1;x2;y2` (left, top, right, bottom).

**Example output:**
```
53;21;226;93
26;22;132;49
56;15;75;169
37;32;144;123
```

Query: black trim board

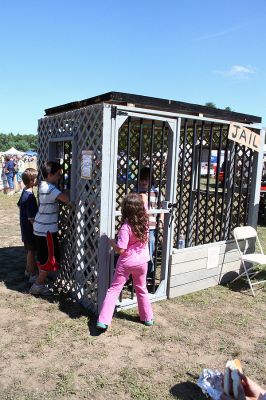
44;91;261;124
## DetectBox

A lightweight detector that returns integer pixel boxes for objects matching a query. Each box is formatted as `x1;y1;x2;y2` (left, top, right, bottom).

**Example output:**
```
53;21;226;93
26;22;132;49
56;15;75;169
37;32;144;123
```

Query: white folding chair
233;226;266;296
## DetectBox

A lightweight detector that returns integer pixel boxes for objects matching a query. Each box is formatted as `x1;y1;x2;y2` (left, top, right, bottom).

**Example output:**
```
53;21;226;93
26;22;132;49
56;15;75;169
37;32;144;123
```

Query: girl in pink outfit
97;193;154;331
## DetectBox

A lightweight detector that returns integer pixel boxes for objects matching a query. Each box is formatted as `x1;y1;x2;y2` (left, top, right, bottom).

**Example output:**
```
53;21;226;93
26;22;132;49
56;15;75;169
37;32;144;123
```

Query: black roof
45;91;261;124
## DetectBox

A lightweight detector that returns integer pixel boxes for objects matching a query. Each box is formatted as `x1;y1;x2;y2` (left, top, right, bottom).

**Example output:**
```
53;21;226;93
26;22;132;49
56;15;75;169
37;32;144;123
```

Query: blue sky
1;0;266;134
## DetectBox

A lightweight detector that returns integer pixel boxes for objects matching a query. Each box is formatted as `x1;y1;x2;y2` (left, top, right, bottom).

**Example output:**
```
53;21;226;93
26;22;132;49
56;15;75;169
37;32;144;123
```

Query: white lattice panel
38;105;104;312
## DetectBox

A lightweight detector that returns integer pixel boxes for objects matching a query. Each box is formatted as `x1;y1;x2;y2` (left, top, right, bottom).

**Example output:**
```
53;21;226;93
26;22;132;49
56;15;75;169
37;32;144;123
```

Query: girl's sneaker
96;322;108;331
29;283;51;296
143;320;154;326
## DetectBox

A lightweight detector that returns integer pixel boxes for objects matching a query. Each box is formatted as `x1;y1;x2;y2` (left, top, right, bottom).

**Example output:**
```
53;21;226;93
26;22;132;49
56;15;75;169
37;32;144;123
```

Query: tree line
205;102;232;111
0;133;38;152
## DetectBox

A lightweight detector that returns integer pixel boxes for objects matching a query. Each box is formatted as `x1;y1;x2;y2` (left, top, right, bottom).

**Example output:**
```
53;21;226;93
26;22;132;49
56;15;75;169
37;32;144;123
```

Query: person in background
16;155;26;192
17;168;38;283
3;156;15;195
96;193;154;331
12;155;18;189
0;159;8;193
30;161;70;296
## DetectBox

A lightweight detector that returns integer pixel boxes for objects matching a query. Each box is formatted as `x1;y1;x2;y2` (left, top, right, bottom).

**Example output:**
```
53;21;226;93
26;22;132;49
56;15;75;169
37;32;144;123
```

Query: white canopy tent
2;147;24;155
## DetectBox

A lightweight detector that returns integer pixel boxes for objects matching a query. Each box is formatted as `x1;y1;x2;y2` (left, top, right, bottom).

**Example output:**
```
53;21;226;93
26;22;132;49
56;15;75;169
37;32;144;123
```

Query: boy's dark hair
42;161;62;179
139;167;155;186
22;168;38;186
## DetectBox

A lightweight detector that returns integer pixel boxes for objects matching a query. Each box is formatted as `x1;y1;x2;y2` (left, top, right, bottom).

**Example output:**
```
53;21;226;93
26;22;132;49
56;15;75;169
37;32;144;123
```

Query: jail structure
38;92;264;313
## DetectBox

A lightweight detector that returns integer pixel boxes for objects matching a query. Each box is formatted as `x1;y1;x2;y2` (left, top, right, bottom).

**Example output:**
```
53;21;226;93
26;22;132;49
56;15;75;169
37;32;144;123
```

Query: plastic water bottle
178;233;185;249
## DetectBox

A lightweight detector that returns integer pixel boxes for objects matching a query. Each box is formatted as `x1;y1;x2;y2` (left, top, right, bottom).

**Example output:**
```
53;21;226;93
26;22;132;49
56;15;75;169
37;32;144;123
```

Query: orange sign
228;122;260;152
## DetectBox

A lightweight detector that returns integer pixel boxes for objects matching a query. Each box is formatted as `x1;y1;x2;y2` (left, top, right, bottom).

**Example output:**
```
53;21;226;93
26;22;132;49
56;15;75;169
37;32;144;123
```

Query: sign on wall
81;150;93;179
228;122;260;152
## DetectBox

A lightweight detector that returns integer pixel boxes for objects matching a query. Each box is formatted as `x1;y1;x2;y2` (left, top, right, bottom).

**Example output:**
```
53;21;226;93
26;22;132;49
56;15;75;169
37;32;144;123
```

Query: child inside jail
97;193;154;331
137;167;164;280
31;161;71;296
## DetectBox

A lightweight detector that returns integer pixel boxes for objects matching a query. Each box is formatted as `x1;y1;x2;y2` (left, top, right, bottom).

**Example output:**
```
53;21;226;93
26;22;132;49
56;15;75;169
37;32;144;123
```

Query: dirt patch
0;193;265;399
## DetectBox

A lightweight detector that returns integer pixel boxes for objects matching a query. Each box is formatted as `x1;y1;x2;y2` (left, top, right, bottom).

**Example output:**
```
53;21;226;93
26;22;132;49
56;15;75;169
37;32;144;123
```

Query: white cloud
214;65;257;78
194;19;263;42
195;24;248;42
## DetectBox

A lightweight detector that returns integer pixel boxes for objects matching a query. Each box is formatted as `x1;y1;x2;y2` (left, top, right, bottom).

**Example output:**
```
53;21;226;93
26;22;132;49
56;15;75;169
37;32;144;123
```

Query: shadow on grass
221;270;266;297
45;292;104;337
114;309;141;324
0;246;28;292
87;318;107;337
170;381;208;400
87;308;141;337
0;245;98;324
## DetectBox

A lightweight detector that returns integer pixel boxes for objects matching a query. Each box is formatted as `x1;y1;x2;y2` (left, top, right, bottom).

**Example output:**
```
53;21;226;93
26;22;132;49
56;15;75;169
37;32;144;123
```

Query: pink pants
98;262;153;325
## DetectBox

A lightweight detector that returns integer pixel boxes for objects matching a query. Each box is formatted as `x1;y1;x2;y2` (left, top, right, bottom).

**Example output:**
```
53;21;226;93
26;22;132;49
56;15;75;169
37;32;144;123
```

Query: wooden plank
168;277;217;298
170;250;239;276
170;267;218;287
168;260;242;299
172;239;235;254
219;249;240;264
170;259;241;285
220;239;250;254
45;91;262;124
171;258;208;275
171;241;243;266
219;260;242;274
171;246;209;264
219;241;238;253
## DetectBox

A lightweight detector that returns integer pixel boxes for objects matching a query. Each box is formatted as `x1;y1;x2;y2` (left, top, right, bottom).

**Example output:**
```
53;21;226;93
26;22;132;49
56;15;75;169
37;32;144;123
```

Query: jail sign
228;122;260;152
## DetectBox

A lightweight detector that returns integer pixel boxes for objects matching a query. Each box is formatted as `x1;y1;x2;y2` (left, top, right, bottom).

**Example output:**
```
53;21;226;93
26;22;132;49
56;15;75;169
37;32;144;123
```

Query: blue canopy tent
25;150;38;156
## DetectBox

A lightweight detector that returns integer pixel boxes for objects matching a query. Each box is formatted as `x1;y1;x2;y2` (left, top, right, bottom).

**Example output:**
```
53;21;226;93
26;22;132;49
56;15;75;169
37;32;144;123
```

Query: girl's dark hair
22;168;38;186
41;161;62;178
121;193;148;244
5;156;10;162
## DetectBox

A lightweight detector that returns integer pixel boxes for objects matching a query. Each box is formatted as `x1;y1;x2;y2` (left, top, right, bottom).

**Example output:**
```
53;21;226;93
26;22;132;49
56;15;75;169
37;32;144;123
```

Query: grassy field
0;192;265;400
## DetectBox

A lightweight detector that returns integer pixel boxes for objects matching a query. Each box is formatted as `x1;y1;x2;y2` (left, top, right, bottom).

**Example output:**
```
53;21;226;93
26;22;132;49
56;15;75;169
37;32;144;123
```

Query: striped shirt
138;186;162;230
33;181;61;237
147;188;160;229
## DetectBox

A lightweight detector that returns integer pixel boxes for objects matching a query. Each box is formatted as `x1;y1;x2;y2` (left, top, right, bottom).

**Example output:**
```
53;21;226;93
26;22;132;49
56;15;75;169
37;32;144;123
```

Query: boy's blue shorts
17;172;23;183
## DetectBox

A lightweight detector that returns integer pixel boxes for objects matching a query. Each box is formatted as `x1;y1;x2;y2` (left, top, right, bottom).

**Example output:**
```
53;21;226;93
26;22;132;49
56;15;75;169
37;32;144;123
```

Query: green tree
205;102;216;108
0;133;38;152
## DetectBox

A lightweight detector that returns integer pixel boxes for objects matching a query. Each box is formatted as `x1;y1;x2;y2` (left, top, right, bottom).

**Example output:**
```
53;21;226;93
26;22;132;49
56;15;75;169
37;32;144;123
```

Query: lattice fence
173;118;255;248
38;104;103;311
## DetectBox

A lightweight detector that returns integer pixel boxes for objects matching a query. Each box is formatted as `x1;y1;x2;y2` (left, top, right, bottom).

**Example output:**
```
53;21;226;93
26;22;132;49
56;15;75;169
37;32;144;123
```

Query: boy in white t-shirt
30;161;70;296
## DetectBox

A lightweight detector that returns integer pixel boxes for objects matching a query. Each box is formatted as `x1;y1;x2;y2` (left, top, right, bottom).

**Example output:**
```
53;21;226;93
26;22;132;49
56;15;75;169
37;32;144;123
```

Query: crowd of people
0;154;37;195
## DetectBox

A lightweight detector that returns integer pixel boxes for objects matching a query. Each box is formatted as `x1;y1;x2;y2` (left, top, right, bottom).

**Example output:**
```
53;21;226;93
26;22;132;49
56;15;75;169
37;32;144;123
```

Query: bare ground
0;193;265;400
